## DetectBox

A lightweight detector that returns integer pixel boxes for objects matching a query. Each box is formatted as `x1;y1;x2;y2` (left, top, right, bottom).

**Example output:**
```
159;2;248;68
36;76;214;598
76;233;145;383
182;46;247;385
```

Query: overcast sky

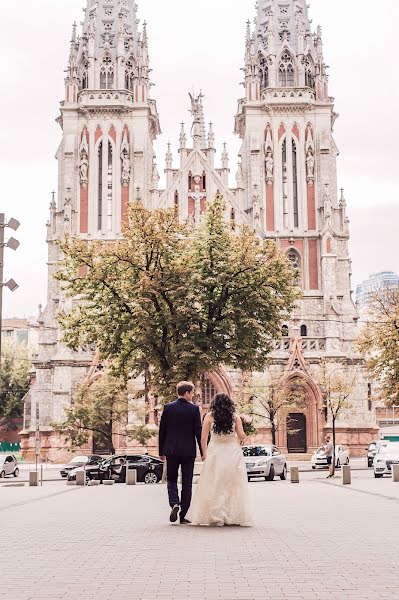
1;0;398;318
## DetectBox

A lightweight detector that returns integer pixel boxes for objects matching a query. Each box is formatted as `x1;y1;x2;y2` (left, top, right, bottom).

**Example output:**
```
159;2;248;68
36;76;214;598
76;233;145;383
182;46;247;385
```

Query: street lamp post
0;213;20;372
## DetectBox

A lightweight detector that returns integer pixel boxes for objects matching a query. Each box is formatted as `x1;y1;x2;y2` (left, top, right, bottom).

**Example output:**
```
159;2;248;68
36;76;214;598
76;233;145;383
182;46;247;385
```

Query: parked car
67;454;163;484
60;454;104;478
0;454;19;478
373;443;399;478
242;445;287;481
311;445;349;469
366;440;390;468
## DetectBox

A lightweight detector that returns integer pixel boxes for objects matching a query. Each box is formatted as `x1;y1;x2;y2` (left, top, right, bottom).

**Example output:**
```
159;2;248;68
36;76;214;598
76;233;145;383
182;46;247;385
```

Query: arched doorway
287;413;307;453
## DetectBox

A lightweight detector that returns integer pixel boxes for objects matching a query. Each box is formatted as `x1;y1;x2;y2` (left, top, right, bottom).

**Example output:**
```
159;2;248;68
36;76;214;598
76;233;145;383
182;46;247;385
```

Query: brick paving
1;473;399;600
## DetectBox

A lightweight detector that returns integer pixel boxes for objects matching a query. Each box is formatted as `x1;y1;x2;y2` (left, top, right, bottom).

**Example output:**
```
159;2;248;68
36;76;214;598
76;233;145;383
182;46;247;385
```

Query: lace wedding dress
186;431;253;527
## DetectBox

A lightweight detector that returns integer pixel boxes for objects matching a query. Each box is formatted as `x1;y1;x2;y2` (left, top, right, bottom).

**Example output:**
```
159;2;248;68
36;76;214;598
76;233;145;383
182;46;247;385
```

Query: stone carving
306;149;315;182
79;130;89;188
264;125;274;184
189;93;203;144
120;130;131;187
63;188;72;233
189;175;206;225
252;191;261;226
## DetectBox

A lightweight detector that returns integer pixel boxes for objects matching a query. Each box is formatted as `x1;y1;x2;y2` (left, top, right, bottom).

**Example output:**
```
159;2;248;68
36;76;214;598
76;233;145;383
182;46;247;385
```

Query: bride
186;393;253;527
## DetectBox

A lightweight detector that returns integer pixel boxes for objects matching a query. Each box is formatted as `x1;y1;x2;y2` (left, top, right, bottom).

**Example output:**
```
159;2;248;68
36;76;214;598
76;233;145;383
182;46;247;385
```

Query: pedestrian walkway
0;474;398;600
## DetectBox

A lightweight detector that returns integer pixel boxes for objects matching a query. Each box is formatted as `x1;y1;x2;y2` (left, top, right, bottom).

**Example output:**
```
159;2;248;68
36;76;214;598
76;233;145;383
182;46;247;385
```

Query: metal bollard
290;466;299;483
29;471;39;487
392;464;399;483
76;471;86;486
126;467;137;486
342;465;351;485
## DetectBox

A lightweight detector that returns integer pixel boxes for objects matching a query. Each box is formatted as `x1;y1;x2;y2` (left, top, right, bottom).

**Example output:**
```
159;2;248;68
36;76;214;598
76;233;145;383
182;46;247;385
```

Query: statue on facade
120;131;131;187
79;132;89;188
265;151;274;183
189;93;202;143
252;193;261;226
63;189;72;233
306;149;315;183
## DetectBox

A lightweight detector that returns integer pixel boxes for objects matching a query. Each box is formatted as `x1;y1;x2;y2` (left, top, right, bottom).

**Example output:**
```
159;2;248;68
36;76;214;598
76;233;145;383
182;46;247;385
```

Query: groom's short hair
176;381;194;397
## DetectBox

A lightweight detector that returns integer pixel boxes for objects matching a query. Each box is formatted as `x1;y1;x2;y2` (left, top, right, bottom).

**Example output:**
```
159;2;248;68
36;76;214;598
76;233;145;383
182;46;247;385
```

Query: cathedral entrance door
287;413;307;453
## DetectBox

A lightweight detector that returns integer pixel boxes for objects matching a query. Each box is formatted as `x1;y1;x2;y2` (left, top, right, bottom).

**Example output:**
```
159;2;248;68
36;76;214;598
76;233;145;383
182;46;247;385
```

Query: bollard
290;466;299;483
342;465;351;485
88;479;100;486
29;471;38;487
103;479;115;485
392;464;399;483
40;464;43;487
126;467;137;486
76;471;86;486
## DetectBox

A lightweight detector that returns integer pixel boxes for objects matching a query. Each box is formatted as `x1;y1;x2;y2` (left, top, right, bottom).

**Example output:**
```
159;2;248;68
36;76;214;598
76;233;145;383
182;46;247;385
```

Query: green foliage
51;373;154;454
56;196;301;401
0;342;31;429
358;288;399;406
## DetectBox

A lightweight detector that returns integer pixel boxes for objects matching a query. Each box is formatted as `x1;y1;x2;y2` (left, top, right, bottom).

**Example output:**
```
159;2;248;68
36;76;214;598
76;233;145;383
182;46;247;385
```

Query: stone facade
21;0;378;460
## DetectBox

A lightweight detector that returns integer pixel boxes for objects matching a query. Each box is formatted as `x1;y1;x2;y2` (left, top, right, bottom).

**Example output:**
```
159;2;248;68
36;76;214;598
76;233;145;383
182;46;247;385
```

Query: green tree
358;287;399;406
318;360;356;476
56;196;301;400
0;342;31;431
52;372;154;454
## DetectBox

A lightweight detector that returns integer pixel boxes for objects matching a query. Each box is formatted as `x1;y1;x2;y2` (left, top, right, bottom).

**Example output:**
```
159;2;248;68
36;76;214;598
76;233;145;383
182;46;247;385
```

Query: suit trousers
166;455;195;518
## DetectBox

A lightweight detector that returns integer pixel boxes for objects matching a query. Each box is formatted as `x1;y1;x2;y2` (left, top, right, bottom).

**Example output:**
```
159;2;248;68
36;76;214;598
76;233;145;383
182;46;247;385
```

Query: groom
159;381;203;524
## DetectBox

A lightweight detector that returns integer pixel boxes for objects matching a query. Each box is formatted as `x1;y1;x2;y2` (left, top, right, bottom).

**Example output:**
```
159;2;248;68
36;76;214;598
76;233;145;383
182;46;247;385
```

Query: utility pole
0;213;20;373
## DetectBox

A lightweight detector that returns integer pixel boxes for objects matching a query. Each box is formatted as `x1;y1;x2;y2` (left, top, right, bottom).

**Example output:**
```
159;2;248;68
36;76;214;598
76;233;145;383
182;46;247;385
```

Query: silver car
0;454;19;478
243;444;287;481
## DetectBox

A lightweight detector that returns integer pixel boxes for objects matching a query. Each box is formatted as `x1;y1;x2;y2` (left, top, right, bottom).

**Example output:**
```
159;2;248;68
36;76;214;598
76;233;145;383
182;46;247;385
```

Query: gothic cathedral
21;0;378;459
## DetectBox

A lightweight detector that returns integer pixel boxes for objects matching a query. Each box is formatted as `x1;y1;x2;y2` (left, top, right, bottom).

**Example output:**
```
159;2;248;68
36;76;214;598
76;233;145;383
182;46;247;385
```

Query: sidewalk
1;473;399;600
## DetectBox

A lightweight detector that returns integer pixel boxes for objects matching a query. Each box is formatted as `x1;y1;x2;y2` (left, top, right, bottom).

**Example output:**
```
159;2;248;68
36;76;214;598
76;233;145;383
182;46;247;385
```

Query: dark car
67;454;163;484
60;454;104;478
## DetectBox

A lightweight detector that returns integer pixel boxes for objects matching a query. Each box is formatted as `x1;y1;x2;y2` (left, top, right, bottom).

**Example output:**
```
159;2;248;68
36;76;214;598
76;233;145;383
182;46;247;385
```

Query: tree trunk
331;416;336;477
271;421;276;445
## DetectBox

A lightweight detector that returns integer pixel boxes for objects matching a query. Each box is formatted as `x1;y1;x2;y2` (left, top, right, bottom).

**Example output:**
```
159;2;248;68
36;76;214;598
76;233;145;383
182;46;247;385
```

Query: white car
373;443;399;478
0;454;19;478
243;444;287;481
311;445;350;469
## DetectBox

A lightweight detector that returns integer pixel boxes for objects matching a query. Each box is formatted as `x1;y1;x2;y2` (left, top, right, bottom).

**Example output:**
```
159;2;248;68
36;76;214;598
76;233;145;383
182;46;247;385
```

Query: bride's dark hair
210;394;235;435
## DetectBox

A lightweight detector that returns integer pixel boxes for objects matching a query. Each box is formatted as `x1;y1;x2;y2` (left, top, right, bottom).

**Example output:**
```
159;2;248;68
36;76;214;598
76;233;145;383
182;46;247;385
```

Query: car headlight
376;459;386;464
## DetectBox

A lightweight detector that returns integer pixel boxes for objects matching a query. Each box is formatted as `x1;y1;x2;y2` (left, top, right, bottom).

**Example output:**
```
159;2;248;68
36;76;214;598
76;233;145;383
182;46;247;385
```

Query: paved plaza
1;471;399;600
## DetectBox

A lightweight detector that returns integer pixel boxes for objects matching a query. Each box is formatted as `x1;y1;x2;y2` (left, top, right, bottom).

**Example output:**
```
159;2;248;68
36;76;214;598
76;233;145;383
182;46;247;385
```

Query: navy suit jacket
159;398;203;458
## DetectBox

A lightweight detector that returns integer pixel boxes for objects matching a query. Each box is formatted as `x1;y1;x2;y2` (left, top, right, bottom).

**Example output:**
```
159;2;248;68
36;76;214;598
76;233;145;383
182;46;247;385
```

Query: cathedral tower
21;0;161;458
234;0;377;453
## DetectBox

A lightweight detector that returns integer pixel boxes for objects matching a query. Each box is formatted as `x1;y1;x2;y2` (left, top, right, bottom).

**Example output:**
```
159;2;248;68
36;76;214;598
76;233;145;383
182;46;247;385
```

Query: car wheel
336;459;341;468
0;471;5;478
13;468;19;478
265;465;275;481
368;460;372;468
345;457;350;465
312;466;316;470
280;465;287;480
374;473;383;478
144;471;159;485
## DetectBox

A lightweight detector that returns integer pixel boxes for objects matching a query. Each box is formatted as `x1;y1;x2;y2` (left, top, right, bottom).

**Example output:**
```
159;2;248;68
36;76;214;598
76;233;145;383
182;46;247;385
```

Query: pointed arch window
174;191;179;215
279;52;294;86
305;56;315;89
230;208;236;230
200;374;217;406
287;249;301;276
282;325;289;337
292;140;299;228
202;171;206;192
300;325;308;337
106;141;113;231
259;55;269;89
188;171;193;192
100;55;114;89
97;142;103;230
125;58;136;92
282;139;288;228
80;59;89;91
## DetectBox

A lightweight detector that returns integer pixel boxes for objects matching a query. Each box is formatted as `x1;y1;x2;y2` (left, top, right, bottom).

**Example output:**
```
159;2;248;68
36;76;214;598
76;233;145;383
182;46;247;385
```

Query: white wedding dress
186;431;253;527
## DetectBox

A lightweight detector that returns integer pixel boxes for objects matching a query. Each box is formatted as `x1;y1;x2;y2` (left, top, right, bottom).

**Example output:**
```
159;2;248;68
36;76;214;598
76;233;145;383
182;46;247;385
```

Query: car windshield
70;456;88;464
381;444;399;455
243;446;270;457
